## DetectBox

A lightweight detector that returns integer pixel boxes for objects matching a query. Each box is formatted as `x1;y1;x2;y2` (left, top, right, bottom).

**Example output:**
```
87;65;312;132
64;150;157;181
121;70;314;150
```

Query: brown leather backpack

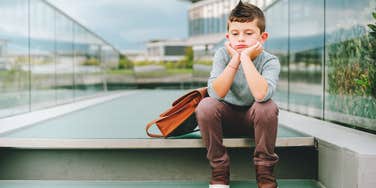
146;87;208;138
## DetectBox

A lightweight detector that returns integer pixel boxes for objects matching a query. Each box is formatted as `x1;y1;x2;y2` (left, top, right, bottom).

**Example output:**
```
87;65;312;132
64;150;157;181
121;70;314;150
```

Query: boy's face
226;20;268;52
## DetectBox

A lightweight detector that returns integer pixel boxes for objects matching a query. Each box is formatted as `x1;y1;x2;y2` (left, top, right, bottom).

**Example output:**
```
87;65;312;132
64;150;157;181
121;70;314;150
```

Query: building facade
146;39;190;62
188;0;274;60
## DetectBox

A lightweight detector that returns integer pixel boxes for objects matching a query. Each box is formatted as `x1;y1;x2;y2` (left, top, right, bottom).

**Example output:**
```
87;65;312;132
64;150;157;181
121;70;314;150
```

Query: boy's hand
225;42;240;59
240;41;263;62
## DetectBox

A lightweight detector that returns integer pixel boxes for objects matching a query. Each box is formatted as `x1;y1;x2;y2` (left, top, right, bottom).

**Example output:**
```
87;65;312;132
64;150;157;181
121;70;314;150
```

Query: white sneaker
209;184;229;188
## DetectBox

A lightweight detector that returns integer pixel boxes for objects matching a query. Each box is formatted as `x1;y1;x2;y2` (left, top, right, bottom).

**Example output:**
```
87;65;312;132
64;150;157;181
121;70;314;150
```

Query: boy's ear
225;33;229;39
260;32;269;43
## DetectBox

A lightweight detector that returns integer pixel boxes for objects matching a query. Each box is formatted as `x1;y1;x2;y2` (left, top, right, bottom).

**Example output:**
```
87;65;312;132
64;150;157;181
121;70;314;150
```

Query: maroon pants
195;97;279;184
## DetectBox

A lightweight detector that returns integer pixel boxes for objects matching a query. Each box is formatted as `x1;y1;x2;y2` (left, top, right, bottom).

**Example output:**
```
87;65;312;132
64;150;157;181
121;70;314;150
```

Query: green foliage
132;47;194;70
326;10;376;121
184;46;194;69
134;61;161;66
176;59;191;69
328;11;376;98
159;47;194;69
328;60;372;96
327;94;376;120
164;61;176;69
167;47;194;69
367;9;376;97
118;54;134;69
194;60;212;65
82;57;100;66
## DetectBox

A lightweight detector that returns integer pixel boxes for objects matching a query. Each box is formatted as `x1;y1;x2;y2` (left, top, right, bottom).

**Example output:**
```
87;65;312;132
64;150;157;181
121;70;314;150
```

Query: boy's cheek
248;38;259;46
229;42;237;49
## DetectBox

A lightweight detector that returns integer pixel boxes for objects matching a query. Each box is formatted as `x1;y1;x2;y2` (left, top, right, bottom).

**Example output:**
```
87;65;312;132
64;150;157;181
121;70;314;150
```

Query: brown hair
227;1;266;33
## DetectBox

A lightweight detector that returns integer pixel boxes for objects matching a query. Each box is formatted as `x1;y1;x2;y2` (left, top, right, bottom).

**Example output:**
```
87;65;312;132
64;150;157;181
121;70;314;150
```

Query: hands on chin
240;41;263;61
225;42;242;68
225;41;263;64
225;42;239;59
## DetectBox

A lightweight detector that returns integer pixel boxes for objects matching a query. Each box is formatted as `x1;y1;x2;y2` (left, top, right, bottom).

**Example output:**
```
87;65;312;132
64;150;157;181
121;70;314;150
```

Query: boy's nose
238;34;245;41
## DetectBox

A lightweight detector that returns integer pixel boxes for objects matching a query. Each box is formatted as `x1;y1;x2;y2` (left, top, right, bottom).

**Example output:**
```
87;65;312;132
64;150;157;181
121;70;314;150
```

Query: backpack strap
146;117;165;138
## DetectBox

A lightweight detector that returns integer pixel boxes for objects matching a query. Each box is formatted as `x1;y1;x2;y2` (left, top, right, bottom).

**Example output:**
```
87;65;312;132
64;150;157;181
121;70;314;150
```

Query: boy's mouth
235;45;248;49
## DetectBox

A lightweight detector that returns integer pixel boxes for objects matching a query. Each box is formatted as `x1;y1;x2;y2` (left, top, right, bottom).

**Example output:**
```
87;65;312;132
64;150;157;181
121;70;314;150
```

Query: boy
195;1;280;188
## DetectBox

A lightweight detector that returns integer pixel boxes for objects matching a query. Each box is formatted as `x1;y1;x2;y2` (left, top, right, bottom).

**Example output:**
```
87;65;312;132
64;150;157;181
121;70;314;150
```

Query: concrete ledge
279;110;376;188
0;137;314;149
279;110;376;155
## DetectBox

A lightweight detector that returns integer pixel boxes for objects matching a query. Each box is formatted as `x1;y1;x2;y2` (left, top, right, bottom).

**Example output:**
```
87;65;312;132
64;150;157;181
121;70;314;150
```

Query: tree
118;54;133;69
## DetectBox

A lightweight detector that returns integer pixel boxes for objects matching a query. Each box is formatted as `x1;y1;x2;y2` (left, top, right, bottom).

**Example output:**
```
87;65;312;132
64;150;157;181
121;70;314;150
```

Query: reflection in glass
56;13;74;104
74;27;104;97
264;0;289;109
0;0;29;117
0;0;122;118
102;45;133;91
288;0;324;118
325;0;376;131
264;0;376;132
30;0;56;110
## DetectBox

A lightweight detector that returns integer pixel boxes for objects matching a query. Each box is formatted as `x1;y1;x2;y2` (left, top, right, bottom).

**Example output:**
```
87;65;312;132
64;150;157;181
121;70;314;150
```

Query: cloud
48;0;190;51
119;27;186;43
0;3;29;38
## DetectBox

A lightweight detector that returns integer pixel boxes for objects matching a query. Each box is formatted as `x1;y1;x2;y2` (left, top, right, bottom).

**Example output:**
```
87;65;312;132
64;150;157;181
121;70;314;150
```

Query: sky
48;0;191;52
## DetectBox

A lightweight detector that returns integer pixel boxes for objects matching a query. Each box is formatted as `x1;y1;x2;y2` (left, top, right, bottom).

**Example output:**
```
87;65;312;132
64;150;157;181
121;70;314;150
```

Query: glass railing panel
288;0;324;118
324;0;376;131
30;0;57;110
0;0;29;117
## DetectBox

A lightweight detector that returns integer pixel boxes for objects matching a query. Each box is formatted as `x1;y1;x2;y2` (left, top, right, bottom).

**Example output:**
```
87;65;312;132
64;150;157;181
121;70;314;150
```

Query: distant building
146;39;190;62
122;50;146;62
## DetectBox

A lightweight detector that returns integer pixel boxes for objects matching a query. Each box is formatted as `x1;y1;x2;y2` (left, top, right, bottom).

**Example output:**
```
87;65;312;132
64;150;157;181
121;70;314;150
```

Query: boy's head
226;1;268;52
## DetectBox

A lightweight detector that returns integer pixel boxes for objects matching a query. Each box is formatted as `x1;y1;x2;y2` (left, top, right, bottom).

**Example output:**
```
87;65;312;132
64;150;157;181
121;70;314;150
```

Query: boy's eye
232;33;238;36
246;33;253;35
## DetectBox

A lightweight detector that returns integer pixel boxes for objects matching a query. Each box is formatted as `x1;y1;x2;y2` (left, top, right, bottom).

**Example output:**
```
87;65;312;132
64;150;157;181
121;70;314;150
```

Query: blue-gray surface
0;90;307;139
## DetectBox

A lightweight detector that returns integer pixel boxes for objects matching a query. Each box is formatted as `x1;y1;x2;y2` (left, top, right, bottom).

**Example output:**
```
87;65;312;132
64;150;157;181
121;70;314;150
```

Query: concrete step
0;147;317;180
0;180;324;188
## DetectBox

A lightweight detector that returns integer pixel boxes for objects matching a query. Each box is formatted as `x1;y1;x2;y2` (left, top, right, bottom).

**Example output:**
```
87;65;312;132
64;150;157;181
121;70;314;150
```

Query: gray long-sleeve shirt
207;47;281;106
